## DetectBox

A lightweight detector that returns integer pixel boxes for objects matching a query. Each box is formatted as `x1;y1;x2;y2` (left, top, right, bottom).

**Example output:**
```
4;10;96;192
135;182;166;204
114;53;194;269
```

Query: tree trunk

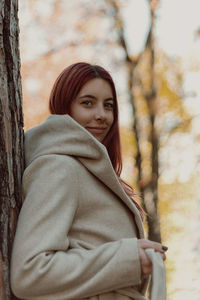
141;0;161;242
0;0;23;299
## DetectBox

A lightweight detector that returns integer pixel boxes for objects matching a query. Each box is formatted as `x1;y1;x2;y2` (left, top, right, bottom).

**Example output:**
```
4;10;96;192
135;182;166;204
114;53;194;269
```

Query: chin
93;135;104;143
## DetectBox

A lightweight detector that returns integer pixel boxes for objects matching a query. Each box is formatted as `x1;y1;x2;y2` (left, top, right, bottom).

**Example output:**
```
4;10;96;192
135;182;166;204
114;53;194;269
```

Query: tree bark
0;0;23;299
140;0;161;242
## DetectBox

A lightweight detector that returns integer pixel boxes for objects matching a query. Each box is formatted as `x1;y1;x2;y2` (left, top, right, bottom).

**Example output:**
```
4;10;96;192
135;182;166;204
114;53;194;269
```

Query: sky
123;0;200;59
156;0;200;58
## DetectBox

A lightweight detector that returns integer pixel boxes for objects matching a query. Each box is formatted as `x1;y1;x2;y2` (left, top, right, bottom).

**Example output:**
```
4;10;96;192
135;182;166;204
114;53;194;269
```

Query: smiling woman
70;78;114;142
48;62;121;174
10;62;167;300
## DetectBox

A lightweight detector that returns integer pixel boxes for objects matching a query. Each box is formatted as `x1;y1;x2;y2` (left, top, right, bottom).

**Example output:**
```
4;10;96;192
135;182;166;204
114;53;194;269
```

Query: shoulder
23;154;82;184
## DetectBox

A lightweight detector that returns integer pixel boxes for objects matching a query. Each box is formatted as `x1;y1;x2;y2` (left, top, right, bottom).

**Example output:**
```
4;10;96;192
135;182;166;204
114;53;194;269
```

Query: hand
138;239;167;277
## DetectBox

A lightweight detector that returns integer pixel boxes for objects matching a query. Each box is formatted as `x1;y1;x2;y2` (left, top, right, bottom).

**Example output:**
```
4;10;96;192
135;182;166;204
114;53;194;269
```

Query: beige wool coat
11;115;165;300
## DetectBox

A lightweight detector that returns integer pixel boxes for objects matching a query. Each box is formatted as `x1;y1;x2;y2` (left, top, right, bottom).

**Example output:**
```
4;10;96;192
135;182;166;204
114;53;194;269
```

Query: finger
138;239;166;254
139;249;152;276
139;248;151;266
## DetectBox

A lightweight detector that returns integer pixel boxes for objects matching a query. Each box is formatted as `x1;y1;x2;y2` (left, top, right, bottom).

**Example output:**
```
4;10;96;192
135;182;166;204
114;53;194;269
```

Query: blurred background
18;0;200;299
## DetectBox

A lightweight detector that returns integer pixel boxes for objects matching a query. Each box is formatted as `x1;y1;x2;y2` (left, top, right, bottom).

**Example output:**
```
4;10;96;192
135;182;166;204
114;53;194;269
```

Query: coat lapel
79;154;145;238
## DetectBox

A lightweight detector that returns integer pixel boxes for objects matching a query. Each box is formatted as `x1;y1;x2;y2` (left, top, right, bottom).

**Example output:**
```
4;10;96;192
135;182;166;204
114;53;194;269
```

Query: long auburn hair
49;62;143;220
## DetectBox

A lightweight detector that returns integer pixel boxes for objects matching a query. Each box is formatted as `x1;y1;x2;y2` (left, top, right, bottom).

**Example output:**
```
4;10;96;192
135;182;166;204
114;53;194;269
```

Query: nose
95;105;106;121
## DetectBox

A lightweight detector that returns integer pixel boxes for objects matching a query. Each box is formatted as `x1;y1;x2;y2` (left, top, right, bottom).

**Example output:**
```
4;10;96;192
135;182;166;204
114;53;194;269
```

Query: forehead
79;78;113;97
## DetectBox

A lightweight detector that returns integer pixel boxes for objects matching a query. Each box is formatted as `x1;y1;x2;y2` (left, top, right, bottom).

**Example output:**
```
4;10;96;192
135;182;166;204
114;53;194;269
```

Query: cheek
70;108;91;125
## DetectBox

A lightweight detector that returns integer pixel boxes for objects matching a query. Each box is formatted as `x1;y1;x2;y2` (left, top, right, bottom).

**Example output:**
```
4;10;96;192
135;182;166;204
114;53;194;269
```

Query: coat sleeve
11;155;142;300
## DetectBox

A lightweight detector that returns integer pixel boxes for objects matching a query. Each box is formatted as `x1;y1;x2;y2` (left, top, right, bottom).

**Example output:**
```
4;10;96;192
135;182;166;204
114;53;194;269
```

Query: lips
86;127;107;134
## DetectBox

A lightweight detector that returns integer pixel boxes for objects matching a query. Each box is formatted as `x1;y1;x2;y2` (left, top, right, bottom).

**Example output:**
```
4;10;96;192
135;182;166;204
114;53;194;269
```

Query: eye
105;102;114;110
81;100;92;106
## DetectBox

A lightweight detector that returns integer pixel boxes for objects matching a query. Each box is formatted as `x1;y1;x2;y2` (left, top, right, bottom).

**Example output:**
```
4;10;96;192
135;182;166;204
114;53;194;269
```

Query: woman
11;62;167;300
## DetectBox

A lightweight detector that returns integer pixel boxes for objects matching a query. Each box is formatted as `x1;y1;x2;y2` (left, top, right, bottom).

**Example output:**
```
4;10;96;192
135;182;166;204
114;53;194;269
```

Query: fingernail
162;245;168;251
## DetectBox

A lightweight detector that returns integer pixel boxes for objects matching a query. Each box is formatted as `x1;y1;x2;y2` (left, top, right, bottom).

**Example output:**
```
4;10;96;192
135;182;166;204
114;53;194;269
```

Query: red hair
49;62;143;220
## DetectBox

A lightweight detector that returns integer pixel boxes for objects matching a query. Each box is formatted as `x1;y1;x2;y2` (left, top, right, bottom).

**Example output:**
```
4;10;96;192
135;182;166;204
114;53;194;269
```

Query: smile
86;127;107;134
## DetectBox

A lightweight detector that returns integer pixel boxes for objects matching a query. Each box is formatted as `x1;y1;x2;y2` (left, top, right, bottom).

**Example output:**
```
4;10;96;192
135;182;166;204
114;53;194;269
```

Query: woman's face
70;78;114;142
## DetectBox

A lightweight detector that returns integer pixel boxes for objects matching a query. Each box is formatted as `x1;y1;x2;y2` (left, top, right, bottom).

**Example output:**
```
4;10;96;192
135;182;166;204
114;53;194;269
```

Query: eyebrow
78;94;114;101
